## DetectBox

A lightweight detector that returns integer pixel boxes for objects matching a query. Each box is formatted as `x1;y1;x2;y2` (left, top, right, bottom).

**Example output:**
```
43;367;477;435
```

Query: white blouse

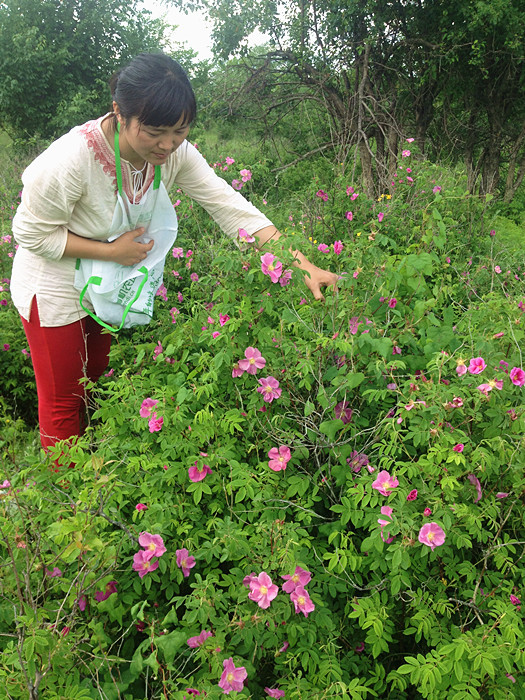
11;114;272;326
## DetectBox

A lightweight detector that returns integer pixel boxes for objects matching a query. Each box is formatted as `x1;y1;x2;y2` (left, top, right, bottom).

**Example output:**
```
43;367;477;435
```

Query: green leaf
319;419;344;442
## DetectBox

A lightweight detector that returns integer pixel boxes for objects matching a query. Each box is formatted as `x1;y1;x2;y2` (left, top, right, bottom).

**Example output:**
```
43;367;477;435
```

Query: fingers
305;270;338;302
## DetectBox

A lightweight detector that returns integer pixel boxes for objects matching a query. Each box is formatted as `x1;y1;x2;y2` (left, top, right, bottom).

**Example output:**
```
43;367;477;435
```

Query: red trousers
21;298;111;451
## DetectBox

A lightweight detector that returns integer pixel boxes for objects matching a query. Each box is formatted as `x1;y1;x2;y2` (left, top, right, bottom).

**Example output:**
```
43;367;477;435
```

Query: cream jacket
11;114;272;326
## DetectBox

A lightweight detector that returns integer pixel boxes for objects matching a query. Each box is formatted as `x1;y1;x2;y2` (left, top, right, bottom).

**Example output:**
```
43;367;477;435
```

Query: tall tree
169;0;525;200
0;0;173;139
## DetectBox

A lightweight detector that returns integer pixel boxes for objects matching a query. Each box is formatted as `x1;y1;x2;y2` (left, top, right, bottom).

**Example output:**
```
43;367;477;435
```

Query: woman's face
115;103;190;167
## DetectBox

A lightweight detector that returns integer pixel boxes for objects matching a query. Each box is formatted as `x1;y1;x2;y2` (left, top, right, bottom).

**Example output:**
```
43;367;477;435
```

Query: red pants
21;298;111;451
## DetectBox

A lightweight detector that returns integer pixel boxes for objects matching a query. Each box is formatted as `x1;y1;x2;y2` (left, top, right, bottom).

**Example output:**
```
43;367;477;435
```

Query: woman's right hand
109;228;154;266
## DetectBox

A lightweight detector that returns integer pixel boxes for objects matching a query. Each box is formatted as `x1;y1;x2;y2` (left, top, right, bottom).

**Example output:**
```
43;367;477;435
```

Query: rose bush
0;143;524;699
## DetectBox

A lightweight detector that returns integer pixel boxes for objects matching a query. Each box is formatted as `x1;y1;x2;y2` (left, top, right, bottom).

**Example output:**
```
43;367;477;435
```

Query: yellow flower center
227;672;234;682
268;263;274;271
249;358;255;364
298;596;305;605
427;532;435;541
292;574;299;582
260;586;268;595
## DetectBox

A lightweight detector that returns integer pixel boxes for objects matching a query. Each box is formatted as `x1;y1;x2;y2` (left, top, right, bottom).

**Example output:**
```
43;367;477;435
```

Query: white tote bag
74;126;178;331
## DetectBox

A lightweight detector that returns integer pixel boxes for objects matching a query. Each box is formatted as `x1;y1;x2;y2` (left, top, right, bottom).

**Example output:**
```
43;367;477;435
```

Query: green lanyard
114;122;161;196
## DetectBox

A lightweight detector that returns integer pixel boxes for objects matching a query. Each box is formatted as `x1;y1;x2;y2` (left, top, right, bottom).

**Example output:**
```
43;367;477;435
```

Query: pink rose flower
248;572;279;609
94;581;117;602
188;463;212;482
452;444;464;453
456;363;467;376
407;489;418;501
238;228;255;243
135;503;148;511
335;400;353;424
138;532;167;560
378;505;394;542
238;346;266;375
148;412;163;433
418;522;446;551
242;572;257;588
282;566;312;593
260;252;283;283
468;474;482;503
257;376;282;402
279;269;293;286
372;470;399;496
268;445;292;472
468;357;486;375
218;658;247;694
140;397;158;418
265;689;285;698
510;367;525;386
290;585;315;617
423;507;432;517
176;548;196;577
232;363;244;378
132;550;159;578
187;630;213;648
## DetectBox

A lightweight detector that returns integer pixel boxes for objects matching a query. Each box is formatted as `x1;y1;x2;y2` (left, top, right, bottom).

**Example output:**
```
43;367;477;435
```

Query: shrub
0;142;524;699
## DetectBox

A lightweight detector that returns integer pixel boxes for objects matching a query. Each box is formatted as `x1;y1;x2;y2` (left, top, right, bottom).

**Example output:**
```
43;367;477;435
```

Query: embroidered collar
78;115;155;203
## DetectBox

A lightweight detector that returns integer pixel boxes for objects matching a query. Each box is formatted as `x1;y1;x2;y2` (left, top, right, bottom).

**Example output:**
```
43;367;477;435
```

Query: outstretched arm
253;225;338;301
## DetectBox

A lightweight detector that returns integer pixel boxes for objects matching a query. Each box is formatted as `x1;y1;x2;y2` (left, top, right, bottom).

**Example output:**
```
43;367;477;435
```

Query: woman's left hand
253;225;338;301
301;263;339;301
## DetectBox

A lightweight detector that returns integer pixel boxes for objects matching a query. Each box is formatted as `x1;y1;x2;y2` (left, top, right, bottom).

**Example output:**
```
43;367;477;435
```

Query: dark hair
109;52;197;126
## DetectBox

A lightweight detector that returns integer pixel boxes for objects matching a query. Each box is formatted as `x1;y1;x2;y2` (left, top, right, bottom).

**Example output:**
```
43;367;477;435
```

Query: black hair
109;52;197;127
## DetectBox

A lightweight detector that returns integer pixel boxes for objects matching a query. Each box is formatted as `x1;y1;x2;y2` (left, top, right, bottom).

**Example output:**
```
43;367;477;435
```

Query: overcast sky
147;3;214;59
148;2;269;60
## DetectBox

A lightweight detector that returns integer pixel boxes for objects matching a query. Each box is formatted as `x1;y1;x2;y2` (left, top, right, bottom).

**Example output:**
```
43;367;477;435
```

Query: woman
11;52;337;453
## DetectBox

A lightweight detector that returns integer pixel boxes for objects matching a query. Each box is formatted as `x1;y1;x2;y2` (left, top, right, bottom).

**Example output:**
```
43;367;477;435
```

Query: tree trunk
480;133;501;195
503;121;525;202
359;138;375;197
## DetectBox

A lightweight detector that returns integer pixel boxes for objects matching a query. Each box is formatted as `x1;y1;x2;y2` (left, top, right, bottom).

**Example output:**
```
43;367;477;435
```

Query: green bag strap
114;123;161;196
78;265;150;332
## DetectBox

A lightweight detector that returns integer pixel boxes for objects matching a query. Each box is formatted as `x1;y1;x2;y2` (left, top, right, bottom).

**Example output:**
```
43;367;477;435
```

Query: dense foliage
0;0;187;140
0;136;524;698
174;0;525;202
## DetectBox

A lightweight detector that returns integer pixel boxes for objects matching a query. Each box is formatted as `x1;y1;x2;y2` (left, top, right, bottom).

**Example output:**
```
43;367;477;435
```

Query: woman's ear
113;101;123;124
